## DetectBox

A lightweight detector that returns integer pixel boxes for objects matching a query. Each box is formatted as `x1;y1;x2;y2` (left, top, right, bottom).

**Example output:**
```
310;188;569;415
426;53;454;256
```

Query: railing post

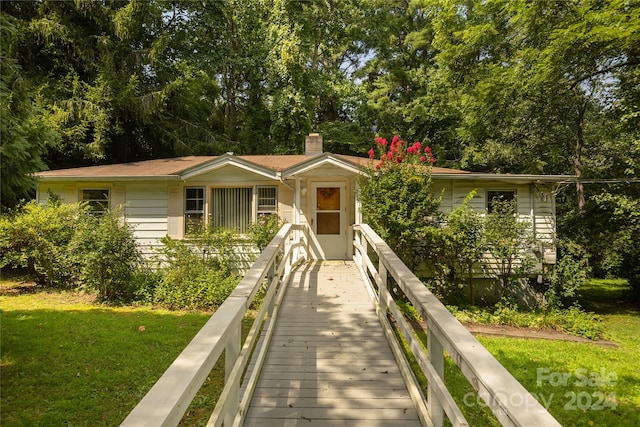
304;225;310;260
427;329;445;427
357;227;367;268
224;320;241;426
378;258;388;312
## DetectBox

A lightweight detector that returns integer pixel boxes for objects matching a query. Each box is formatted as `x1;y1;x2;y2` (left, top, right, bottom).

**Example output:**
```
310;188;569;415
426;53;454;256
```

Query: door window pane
317;212;340;235
316;186;341;235
317;187;340;210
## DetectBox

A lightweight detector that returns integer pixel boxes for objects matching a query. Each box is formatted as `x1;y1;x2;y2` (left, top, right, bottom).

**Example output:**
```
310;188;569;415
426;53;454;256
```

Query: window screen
257;186;278;217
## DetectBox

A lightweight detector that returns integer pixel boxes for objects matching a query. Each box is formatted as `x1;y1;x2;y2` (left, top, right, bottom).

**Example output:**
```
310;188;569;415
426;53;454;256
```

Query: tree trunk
574;102;586;210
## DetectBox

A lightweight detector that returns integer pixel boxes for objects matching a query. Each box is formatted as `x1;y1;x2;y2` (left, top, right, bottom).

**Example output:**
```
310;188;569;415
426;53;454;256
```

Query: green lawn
446;279;640;426
0;278;219;426
2;276;639;426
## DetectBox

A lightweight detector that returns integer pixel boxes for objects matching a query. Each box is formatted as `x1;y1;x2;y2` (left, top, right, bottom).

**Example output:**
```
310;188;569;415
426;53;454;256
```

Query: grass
2;273;639;426
442;279;640;426
0;274;248;426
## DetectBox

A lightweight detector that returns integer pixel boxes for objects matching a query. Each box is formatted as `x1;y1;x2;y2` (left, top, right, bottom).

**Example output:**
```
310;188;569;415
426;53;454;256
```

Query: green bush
0;200;145;303
447;303;604;340
0;200;84;287
544;306;604;340
68;208;142;302
426;191;485;304
150;232;241;310
248;214;284;251
484;199;536;298
546;251;589;308
152;269;239;310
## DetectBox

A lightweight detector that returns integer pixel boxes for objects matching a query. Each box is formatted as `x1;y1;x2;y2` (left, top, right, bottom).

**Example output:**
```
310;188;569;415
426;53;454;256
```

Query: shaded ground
463;322;619;348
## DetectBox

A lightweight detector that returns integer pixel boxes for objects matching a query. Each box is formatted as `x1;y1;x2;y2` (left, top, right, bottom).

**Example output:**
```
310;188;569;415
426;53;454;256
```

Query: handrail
121;223;307;427
353;224;561;427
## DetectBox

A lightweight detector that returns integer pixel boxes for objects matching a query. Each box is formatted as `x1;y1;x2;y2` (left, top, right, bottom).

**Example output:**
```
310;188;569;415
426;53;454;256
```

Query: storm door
311;182;347;259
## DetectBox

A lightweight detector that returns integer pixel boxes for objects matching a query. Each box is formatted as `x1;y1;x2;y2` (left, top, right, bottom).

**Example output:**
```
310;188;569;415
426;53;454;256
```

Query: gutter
34;175;183;182
431;173;575;183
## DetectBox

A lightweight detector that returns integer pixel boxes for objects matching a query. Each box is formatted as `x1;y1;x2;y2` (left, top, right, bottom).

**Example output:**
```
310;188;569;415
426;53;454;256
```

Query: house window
81;189;110;213
487;190;516;213
185;187;205;232
210;187;252;233
257;186;278;217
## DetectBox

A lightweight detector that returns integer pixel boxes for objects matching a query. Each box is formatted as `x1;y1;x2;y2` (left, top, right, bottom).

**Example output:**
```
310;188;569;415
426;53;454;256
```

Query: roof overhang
34;175;182;182
282;153;364;178
180;154;279;180
431;173;575;184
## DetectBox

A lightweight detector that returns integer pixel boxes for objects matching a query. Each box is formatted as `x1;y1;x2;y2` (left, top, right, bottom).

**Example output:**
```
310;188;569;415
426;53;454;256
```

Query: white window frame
80;188;110;214
256;185;278;218
185;187;206;233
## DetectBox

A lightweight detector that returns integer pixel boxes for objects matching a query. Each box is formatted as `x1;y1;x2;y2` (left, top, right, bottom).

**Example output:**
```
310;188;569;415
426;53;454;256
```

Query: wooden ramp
242;261;422;427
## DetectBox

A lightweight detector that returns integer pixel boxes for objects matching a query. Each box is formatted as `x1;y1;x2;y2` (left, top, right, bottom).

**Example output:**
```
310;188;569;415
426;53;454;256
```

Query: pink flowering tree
358;135;441;270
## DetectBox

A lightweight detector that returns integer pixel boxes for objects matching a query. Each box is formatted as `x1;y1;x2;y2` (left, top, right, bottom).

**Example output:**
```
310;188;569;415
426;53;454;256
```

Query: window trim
256;185;278;218
184;187;206;233
182;184;280;235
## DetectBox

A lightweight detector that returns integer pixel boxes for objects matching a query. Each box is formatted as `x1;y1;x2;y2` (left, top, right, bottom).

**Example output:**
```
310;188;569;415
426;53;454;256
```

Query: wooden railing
120;224;308;427
353;224;561;427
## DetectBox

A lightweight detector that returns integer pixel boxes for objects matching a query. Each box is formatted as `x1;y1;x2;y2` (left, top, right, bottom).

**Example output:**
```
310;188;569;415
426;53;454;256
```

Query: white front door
311;182;347;259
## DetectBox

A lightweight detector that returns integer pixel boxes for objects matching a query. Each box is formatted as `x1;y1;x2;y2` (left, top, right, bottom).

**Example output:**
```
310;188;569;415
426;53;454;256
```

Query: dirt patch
463;322;618;348
0;279;98;305
0;280;40;295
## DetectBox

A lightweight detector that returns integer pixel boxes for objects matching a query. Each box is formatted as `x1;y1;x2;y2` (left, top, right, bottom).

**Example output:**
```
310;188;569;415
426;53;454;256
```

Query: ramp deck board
242;261;422;427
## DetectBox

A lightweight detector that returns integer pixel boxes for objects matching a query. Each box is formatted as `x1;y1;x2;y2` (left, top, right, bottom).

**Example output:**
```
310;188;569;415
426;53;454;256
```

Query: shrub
248;214;284;251
544;306;604;340
151;232;241;310
426;191;485;304
546;251;589;308
0;200;84;287
484;198;536;299
447;304;604;340
68;208;142;302
0;200;146;303
152;269;239;310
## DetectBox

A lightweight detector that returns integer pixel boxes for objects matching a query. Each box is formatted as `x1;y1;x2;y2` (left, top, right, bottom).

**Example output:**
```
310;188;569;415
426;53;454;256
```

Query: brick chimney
305;133;323;156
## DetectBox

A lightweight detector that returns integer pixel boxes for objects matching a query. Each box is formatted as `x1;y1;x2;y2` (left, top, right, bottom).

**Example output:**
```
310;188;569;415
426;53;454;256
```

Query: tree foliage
357;135;440;270
484;198;536;298
2;0;639;291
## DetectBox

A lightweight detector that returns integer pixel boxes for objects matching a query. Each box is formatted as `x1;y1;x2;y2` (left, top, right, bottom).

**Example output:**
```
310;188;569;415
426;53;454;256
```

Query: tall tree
421;0;640;205
0;13;57;209
3;0;223;167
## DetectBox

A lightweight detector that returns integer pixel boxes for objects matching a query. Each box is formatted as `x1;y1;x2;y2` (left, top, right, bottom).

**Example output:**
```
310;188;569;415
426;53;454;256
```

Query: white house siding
417;180;557;303
123;183;169;259
36;183;65;204
532;188;556;244
432;180;453;213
